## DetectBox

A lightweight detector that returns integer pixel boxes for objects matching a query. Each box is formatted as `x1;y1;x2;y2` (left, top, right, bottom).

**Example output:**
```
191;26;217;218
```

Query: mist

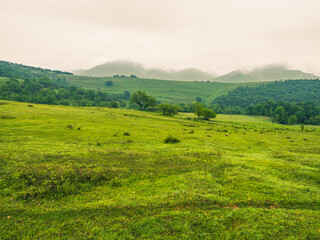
1;0;320;75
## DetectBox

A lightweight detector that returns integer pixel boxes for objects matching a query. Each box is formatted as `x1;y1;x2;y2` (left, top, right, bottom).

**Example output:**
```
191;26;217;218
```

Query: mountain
212;65;319;82
76;60;216;81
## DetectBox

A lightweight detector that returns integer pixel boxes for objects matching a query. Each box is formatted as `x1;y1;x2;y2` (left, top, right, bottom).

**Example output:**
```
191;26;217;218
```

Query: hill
212;65;319;82
213;79;320;107
67;75;261;104
1;101;319;239
0;60;261;105
77;60;216;81
0;60;73;79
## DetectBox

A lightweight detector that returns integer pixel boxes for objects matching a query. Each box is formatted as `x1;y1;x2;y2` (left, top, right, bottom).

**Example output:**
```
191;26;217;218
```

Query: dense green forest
210;80;320;125
213;80;320;107
244;101;320;125
0;61;131;107
0;77;130;107
0;60;73;79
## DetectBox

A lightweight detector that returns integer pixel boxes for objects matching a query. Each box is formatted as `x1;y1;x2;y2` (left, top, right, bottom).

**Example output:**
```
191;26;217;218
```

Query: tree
158;103;181;116
273;106;287;124
192;101;216;120
195;96;203;103
315;115;320;125
105;81;113;86
288;115;297;125
201;108;217;120
122;91;131;100
130;91;156;110
192;101;205;120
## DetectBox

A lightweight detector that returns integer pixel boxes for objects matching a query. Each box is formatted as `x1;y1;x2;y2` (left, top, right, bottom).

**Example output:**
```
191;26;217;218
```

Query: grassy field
67;76;262;104
1;101;320;239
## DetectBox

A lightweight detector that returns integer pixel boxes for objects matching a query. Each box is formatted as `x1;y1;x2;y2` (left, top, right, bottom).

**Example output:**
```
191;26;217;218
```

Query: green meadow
67;76;262;104
1;101;320;239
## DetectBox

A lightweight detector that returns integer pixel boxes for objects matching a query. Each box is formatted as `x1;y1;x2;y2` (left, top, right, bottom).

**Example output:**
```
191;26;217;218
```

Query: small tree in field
192;101;205;120
158;103;181;116
105;81;113;86
192;101;217;120
130;91;156;110
201;108;217;120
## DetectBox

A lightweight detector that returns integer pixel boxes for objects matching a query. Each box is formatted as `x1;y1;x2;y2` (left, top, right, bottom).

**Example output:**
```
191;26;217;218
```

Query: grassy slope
67;76;262;104
0;101;320;239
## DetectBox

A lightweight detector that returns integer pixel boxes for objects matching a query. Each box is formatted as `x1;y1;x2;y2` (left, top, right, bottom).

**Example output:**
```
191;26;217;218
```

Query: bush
164;135;180;144
0;115;15;119
192;101;217;120
105;81;113;86
158;103;181;116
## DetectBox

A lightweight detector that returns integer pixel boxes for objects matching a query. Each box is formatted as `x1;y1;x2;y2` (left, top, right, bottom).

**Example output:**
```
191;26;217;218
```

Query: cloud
1;0;320;75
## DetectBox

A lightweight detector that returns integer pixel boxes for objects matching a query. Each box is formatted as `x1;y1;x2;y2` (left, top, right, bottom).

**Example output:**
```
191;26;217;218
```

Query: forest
0;77;130;107
0;61;73;80
213;79;320;107
211;80;320;125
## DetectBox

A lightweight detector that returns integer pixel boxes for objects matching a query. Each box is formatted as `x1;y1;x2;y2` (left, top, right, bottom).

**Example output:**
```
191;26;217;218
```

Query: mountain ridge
212;65;319;82
76;60;216;81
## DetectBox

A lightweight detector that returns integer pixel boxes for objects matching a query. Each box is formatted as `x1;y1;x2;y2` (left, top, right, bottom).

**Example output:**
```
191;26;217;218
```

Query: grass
66;76;262;104
0;100;320;239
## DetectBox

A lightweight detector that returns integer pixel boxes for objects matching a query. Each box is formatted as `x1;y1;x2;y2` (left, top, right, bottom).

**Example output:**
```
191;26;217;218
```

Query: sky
1;0;320;75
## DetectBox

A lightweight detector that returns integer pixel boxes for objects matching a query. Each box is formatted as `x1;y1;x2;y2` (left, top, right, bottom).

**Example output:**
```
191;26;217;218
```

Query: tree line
213;79;320;108
210;79;320;125
0;77;130;107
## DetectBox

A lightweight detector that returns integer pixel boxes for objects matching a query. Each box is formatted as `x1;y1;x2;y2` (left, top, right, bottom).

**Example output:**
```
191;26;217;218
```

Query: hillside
213;65;319;82
1;101;319;239
213;79;320;107
0;60;261;105
67;75;261;104
77;60;216;81
0;60;73;79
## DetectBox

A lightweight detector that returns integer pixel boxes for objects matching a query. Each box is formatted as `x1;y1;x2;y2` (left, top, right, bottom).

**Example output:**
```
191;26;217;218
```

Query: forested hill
0;60;73;80
213;79;320;107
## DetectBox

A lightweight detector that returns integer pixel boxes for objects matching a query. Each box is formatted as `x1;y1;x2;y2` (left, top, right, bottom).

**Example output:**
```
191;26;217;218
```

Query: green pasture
0;101;319;239
67;76;262;104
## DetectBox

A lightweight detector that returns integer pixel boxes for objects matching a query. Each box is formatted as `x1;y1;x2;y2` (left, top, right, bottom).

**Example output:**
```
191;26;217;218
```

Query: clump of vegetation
192;101;217;120
123;132;130;136
157;103;181;116
130;91;156;110
105;80;113;86
0;77;129;107
0;115;15;119
164;135;180;144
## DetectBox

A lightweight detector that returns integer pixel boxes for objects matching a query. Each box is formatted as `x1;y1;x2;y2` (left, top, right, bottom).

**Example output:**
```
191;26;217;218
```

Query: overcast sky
1;0;320;75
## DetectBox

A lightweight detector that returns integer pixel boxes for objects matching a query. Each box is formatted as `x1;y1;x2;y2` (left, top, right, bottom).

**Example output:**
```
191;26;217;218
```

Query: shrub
158;103;181;116
164;135;180;144
105;81;113;86
0;115;15;119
